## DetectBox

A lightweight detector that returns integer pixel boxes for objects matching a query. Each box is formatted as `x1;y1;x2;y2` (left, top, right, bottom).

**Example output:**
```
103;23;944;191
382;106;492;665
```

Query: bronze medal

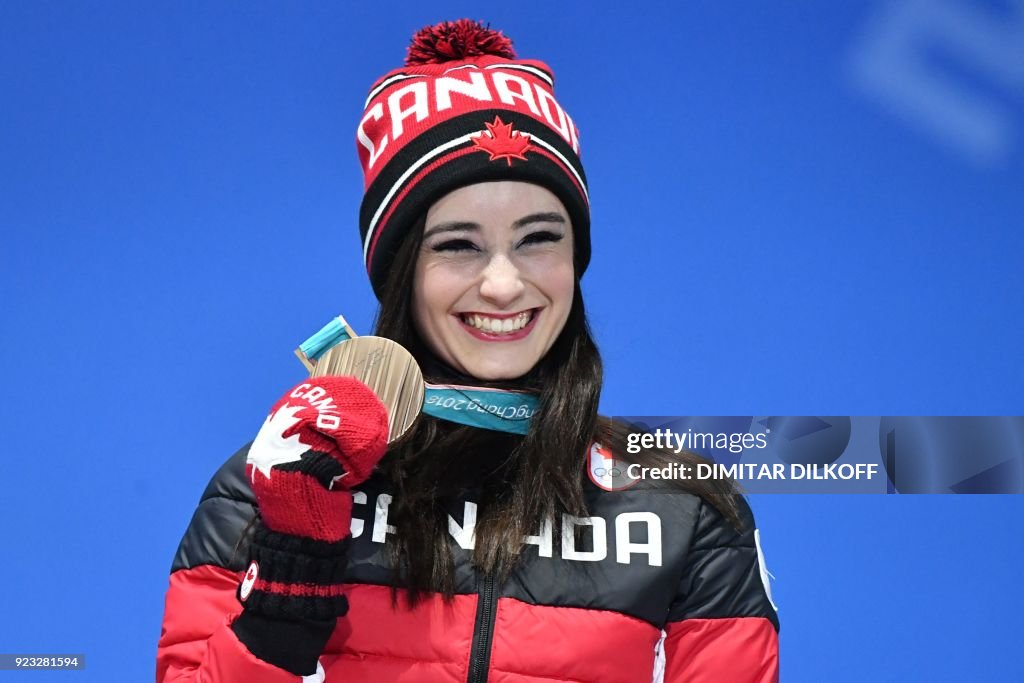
307;335;424;443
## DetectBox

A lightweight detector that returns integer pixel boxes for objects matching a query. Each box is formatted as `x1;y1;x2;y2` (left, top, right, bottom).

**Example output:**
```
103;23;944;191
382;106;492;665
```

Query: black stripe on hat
359;112;589;298
360;108;586;246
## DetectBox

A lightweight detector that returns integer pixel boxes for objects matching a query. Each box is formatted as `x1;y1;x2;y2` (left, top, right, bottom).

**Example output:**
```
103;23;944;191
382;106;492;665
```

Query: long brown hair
373;215;743;603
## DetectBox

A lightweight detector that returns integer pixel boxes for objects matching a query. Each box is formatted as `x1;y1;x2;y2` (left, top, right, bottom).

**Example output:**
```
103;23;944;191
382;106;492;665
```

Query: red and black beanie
356;19;590;298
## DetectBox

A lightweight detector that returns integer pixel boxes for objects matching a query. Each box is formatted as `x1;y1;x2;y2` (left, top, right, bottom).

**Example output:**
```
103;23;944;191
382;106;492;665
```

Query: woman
157;20;779;683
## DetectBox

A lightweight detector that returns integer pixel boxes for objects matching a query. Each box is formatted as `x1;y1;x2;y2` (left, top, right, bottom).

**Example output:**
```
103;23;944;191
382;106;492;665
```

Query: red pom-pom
405;19;516;66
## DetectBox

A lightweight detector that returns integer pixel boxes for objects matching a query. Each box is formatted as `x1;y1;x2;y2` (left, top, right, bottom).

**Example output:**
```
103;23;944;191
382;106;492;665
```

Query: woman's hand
236;376;390;625
246;376;390;542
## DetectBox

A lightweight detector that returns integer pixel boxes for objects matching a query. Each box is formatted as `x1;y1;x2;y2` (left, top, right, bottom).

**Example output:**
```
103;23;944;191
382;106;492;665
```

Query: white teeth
462;311;533;334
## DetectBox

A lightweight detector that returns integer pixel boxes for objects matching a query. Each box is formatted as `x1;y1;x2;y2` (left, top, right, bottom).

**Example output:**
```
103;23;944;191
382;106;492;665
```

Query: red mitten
247;376;389;542
237;376;389;622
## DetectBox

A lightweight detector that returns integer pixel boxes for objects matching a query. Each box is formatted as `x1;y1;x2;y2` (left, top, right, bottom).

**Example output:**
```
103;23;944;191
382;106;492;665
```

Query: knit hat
355;20;590;298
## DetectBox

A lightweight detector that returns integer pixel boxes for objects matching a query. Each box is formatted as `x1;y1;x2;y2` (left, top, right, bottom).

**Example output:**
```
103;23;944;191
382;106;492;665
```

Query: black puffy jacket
157;444;779;682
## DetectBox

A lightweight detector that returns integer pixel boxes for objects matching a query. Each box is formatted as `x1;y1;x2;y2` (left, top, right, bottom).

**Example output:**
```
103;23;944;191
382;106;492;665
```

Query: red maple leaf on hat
471;116;531;166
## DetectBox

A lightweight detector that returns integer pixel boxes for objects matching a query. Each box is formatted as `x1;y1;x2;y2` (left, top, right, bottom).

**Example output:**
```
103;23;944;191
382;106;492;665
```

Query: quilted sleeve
661;495;780;682
155;445;328;683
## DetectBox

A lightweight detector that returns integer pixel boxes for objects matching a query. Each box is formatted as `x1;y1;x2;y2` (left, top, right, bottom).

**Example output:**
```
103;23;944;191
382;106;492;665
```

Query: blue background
2;2;1022;680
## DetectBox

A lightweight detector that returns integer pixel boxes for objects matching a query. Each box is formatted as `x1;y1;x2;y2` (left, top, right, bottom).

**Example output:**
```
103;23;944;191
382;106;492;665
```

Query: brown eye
518;231;563;247
432;239;479;253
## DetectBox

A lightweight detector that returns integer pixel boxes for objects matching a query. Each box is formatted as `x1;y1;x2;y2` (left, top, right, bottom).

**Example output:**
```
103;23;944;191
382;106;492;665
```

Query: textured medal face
311;336;424;442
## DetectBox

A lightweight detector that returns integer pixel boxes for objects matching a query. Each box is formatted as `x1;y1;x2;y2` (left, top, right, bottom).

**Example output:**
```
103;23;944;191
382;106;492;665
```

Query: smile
457;309;539;341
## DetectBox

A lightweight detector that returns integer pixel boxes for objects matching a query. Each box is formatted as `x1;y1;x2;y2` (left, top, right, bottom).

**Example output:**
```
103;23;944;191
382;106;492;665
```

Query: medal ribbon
422;383;537;435
298;316;537;435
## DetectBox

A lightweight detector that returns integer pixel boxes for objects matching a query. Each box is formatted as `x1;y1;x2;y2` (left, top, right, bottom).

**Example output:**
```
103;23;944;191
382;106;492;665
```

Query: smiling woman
414;182;575;380
157;19;779;683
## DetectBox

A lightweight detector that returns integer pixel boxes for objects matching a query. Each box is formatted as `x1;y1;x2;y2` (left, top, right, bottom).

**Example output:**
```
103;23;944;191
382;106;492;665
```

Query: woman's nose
479;254;526;307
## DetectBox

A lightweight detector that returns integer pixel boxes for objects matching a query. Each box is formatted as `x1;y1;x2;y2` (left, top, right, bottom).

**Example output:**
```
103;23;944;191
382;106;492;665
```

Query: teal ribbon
422;384;537;435
298;319;537;435
299;317;354;361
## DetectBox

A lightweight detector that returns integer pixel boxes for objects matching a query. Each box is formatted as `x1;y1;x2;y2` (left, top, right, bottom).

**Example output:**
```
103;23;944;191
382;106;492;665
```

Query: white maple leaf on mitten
247;404;307;483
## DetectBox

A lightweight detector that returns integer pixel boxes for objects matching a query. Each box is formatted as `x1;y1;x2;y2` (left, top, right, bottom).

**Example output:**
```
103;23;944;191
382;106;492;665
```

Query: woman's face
413;181;575;381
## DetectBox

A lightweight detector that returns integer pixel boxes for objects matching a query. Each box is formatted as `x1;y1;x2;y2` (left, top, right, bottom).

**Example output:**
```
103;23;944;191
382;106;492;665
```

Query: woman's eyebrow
423;221;479;240
513;212;566;229
424;212;565;239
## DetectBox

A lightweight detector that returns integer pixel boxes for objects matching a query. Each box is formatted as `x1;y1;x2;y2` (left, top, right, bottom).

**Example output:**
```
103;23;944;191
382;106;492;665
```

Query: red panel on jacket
489;598;662;683
326;583;477;682
662;617;779;683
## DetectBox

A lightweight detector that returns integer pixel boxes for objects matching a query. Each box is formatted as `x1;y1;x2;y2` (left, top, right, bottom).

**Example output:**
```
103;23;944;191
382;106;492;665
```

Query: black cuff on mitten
232;611;336;677
237;524;351;621
231;523;351;675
